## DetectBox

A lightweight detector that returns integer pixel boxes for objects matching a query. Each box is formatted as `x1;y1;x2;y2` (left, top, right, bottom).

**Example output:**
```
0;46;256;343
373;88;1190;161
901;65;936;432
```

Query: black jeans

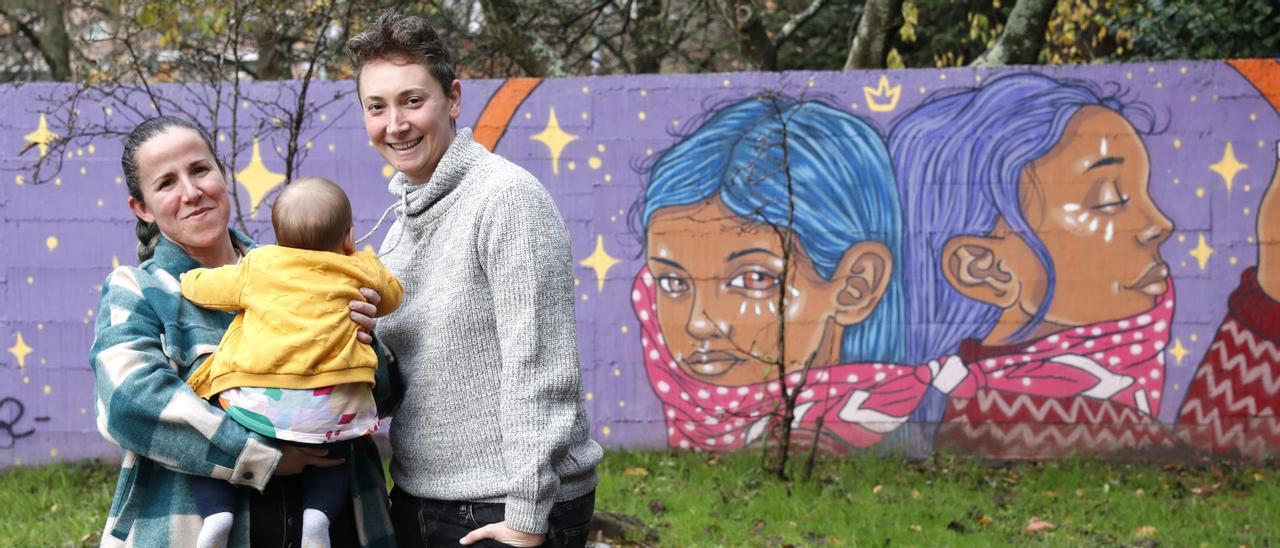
248;473;361;547
390;487;594;547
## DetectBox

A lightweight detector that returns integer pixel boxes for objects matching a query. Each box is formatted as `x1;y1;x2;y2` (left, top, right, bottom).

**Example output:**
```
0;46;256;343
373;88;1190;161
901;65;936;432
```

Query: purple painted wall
4;59;1280;466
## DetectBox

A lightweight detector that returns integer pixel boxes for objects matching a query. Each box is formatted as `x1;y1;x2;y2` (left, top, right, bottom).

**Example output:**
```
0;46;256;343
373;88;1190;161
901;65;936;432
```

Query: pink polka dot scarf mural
632;267;1174;453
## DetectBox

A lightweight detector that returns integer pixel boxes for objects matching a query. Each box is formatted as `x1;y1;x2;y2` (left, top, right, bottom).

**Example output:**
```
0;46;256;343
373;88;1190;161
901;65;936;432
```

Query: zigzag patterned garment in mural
1177;268;1280;459
939;287;1179;458
633;268;1173;452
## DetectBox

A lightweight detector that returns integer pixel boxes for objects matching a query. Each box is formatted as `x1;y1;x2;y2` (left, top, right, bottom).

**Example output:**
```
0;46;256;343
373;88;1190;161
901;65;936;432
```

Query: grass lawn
3;451;1278;546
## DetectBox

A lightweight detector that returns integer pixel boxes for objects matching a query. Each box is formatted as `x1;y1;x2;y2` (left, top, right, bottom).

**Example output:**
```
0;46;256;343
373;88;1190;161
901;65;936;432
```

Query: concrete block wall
3;59;1279;466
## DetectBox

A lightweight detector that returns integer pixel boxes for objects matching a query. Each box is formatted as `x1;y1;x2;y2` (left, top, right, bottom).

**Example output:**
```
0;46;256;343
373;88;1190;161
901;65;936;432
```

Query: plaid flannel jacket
88;229;397;547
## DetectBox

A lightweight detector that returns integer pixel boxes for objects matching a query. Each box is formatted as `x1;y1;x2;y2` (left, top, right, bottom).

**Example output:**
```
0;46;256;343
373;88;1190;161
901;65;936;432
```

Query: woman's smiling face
127;127;231;257
359;56;461;184
645;196;851;386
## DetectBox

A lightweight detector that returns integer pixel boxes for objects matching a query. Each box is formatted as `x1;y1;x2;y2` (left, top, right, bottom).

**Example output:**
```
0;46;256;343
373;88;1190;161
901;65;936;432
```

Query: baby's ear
940;235;1020;309
343;226;356;255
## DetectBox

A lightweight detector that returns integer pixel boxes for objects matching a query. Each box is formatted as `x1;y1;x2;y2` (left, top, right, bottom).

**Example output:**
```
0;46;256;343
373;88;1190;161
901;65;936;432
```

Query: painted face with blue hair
640;96;905;386
890;73;1174;359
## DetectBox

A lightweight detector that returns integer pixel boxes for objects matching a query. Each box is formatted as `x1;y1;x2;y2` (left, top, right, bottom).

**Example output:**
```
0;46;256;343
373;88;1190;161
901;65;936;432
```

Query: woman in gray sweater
346;8;602;548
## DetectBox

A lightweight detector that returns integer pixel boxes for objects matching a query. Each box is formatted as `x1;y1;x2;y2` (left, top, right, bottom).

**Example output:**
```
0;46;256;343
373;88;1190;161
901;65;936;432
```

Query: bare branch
844;0;903;70
972;0;1056;67
771;0;830;49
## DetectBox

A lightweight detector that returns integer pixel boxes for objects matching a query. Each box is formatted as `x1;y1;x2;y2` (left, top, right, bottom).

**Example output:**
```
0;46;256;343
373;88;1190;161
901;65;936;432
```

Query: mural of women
889;73;1179;456
629;94;1133;454
632;95;909;453
1175;141;1280;458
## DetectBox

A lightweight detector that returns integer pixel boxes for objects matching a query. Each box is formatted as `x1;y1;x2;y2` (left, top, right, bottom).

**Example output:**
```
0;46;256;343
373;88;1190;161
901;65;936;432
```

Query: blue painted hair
889;72;1155;363
639;95;905;365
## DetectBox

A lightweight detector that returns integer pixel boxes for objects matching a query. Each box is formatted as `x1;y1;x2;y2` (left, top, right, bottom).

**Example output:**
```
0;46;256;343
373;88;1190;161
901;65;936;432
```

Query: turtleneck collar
387;127;482;218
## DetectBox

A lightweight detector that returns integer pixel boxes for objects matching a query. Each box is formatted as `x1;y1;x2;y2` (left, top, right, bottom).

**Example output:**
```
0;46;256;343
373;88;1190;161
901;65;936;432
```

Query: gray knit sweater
375;128;602;535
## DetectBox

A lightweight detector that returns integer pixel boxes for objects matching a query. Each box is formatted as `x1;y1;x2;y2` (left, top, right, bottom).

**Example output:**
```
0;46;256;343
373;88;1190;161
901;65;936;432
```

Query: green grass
0;459;114;546
3;452;1278;546
597;451;1280;546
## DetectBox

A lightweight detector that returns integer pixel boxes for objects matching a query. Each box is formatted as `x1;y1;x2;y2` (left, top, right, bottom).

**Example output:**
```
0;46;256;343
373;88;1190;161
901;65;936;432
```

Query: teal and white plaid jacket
89;230;397;547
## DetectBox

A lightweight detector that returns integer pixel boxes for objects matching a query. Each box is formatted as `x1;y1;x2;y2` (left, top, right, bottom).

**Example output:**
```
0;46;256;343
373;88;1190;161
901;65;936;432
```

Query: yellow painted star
1189;233;1214;271
234;139;286;214
8;332;33;368
1168;338;1189;366
24;114;58;158
579;234;619;293
530;108;579;176
1209;142;1248;193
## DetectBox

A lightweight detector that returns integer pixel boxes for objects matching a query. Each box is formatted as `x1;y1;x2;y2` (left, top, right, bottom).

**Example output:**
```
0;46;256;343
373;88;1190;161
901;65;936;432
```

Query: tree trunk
729;0;777;71
479;0;569;77
0;1;73;81
843;0;902;70
254;24;292;80
630;0;665;73
972;0;1056;67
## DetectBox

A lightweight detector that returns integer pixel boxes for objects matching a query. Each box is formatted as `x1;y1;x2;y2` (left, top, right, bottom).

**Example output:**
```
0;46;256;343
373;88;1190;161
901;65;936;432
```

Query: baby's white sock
196;511;233;548
301;508;331;548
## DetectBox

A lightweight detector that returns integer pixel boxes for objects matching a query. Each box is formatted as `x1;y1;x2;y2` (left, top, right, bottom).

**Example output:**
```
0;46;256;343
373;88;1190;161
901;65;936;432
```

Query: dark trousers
188;440;357;546
390;487;594;548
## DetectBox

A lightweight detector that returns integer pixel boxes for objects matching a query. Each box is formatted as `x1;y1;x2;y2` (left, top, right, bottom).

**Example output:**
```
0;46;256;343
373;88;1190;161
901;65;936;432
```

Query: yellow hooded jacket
183;246;403;398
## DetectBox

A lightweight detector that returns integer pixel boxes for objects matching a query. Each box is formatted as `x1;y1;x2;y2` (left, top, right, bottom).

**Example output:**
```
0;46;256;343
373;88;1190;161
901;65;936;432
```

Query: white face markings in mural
646;197;861;385
786;285;802;317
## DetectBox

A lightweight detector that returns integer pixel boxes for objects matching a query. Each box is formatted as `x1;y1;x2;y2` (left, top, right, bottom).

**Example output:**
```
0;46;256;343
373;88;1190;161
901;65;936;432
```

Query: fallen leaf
1253;472;1265;481
1135;525;1159;539
622;467;650;477
1135;488;1145;497
1025;518;1055;534
789;521;798;527
909;524;922;532
1191;482;1222;495
872;484;883;494
49;504;59;512
977;515;993;526
911;490;922;500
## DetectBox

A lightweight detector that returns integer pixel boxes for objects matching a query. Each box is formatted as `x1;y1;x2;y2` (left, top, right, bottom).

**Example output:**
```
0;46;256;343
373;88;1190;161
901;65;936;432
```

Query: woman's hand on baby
275;445;343;476
349;287;382;344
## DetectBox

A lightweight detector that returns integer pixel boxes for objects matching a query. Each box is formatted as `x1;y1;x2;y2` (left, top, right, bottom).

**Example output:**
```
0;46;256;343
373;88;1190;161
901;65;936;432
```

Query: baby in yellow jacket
182;177;403;548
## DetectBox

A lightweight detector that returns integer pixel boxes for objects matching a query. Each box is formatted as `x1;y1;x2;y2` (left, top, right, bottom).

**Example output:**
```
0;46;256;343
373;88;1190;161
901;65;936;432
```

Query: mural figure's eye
657;275;689;296
728;270;780;291
1091;181;1130;214
1093;193;1131;214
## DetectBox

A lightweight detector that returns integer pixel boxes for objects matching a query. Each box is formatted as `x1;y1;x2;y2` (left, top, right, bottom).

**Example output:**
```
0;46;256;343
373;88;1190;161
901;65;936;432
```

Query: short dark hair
347;8;456;97
271;177;352;252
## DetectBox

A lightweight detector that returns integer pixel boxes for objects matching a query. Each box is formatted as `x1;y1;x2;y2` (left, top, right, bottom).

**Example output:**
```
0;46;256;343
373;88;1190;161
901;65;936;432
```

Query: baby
182;177;403;548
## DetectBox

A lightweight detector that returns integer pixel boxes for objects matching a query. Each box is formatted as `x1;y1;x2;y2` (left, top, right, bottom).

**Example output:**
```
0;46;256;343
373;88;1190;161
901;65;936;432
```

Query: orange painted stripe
473;78;543;151
1228;59;1280;114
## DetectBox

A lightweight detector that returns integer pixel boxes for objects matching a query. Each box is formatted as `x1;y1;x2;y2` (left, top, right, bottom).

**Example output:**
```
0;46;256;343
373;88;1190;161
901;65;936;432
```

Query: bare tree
725;0;831;72
971;0;1056;67
478;0;570;76
844;0;903;69
16;0;379;237
0;0;79;81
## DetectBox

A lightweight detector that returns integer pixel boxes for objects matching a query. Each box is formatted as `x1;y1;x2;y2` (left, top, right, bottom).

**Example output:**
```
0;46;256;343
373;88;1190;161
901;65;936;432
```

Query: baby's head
271;177;355;254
